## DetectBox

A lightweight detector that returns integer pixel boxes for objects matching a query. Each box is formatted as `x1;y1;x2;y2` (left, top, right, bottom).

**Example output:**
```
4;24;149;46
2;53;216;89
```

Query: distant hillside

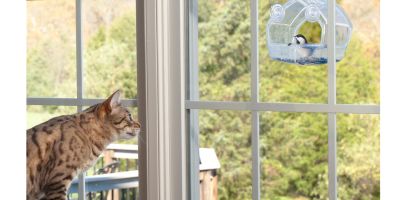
342;0;380;54
27;0;136;49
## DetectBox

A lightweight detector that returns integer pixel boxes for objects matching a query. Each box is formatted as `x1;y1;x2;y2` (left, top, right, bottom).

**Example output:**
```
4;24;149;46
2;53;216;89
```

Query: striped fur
26;91;140;200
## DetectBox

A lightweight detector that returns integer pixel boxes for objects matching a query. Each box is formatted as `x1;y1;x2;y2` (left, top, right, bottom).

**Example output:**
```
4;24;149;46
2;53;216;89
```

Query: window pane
27;0;77;98
199;110;252;199
337;1;380;104
27;105;76;129
338;114;380;199
198;0;251;102
259;1;328;103
83;0;137;99
260;112;328;199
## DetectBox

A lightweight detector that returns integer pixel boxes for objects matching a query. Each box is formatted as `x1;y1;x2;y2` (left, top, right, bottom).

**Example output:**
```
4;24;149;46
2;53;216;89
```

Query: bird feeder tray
266;0;352;65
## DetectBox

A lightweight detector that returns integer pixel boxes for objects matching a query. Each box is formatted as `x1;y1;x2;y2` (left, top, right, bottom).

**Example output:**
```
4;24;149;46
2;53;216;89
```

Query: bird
288;34;308;46
288;34;314;58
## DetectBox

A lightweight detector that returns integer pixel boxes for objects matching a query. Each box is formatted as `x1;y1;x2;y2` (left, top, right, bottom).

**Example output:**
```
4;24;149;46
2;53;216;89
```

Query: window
187;0;380;200
27;0;139;199
26;0;380;199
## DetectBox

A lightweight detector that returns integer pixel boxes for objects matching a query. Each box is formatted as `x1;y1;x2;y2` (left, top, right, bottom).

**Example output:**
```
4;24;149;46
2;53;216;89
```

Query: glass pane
199;110;252;199
83;0;137;99
27;105;76;129
338;114;380;199
260;112;328;199
27;0;77;98
198;0;251;101
259;1;328;103
337;2;380;104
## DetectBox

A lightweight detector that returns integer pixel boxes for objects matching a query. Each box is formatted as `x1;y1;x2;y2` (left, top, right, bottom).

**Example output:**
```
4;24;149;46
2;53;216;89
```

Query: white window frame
185;0;380;200
136;0;187;200
27;0;381;199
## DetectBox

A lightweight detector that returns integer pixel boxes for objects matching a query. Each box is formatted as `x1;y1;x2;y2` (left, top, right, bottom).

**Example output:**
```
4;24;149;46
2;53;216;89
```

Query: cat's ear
108;90;122;109
98;90;122;119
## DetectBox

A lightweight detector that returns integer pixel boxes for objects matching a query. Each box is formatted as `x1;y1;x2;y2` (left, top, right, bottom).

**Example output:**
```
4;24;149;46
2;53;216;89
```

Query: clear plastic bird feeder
267;0;352;65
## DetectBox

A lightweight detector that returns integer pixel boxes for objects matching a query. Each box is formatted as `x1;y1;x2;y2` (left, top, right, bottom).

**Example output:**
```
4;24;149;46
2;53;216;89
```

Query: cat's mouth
126;132;135;136
126;129;140;136
134;128;140;135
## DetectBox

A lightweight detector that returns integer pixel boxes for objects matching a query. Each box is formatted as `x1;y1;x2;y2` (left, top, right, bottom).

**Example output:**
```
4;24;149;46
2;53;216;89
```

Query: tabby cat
26;90;140;200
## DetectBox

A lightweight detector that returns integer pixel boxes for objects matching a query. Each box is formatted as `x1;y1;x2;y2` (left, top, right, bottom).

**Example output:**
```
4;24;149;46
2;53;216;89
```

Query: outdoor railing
68;144;220;200
68;144;139;200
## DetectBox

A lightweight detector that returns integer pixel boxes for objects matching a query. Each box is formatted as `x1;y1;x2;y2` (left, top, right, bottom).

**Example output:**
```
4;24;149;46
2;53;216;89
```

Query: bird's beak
288;43;292;46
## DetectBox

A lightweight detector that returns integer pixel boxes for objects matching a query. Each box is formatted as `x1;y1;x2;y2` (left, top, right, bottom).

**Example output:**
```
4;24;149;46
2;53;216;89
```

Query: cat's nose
134;121;141;129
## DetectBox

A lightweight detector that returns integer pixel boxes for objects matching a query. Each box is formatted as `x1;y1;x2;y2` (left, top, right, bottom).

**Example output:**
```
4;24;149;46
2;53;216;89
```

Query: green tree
27;0;380;199
197;0;379;199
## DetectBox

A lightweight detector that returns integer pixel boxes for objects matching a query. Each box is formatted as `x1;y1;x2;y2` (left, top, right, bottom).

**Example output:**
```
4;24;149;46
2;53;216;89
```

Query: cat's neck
75;112;118;150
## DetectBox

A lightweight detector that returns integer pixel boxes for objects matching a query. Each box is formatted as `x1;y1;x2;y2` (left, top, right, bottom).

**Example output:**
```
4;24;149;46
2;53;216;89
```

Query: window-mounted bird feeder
266;0;352;65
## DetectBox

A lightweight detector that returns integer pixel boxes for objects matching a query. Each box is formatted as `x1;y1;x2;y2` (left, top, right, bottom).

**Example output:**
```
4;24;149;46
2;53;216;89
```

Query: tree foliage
27;0;380;199
197;0;379;199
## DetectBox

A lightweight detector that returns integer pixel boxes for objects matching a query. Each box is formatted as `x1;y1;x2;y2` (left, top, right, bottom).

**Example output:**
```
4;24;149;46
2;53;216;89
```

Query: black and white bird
288;34;308;46
288;34;314;57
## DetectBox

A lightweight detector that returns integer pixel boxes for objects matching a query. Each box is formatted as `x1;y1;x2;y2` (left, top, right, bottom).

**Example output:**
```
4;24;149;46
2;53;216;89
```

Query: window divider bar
185;101;380;114
328;113;337;200
188;0;200;199
26;98;137;107
328;0;336;106
250;0;260;199
188;110;200;200
76;0;85;198
251;111;260;200
327;0;337;199
189;0;199;101
251;0;259;103
76;0;84;111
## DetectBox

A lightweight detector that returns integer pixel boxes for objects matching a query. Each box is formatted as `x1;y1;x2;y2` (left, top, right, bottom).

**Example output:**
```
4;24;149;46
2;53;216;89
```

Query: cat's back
26;114;83;163
26;114;79;197
27;114;73;133
27;115;71;148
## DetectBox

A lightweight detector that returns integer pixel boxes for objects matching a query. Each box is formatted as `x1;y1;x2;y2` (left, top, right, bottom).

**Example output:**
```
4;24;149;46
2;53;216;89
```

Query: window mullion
327;0;337;199
26;98;137;107
188;0;200;199
251;111;260;200
76;0;84;112
250;0;260;199
75;0;85;199
328;113;337;199
185;101;380;114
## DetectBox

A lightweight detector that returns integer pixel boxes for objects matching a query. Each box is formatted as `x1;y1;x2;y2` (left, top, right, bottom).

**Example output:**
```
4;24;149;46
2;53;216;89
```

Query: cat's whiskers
137;134;145;144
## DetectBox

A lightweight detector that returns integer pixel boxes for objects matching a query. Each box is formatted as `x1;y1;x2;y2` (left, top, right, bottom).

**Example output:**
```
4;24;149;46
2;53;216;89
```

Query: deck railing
68;144;220;200
68;144;139;200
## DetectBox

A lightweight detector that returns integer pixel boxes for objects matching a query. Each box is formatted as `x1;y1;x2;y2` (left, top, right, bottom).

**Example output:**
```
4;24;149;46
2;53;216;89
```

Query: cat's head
97;90;141;140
